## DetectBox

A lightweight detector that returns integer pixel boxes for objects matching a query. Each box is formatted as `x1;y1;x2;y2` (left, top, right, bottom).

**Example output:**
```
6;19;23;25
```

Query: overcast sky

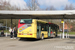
2;0;28;10
2;0;75;10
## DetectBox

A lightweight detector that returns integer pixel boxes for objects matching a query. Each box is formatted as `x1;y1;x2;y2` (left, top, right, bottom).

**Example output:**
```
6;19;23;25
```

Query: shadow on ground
69;36;75;39
18;36;60;42
19;38;41;42
65;35;75;44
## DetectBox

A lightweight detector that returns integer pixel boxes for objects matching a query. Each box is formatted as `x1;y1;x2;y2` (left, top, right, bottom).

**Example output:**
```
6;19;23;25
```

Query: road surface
0;36;75;50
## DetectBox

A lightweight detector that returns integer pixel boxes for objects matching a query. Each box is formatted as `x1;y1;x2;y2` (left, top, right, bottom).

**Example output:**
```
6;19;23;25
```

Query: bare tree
45;6;56;23
64;4;74;31
27;0;40;10
50;6;56;10
64;4;74;10
64;5;69;10
69;4;74;10
46;6;56;10
0;0;20;10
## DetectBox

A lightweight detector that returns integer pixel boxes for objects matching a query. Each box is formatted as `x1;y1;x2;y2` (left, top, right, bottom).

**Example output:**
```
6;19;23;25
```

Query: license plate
24;34;27;35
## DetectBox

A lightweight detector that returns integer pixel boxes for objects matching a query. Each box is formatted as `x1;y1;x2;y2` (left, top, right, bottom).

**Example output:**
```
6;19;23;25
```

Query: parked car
0;26;9;30
0;27;5;30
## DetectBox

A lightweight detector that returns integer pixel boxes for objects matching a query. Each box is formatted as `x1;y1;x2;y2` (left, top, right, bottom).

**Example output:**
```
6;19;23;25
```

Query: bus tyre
56;35;58;37
41;34;44;40
19;38;23;40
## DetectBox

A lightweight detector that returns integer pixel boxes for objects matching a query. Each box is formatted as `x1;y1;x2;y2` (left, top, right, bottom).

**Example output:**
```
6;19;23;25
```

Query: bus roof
37;19;47;23
48;22;59;28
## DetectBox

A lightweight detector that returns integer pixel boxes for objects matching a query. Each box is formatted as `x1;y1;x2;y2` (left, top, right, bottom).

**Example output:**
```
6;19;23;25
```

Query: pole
11;18;12;27
60;33;62;39
68;34;69;38
6;19;7;37
15;19;16;27
6;19;7;30
66;33;67;38
63;20;65;39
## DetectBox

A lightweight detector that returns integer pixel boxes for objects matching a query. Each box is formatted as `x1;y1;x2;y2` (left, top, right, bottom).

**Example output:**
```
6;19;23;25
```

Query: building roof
0;10;75;19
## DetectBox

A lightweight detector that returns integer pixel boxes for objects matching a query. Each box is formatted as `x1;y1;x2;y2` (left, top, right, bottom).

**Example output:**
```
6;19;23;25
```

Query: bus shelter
0;10;75;39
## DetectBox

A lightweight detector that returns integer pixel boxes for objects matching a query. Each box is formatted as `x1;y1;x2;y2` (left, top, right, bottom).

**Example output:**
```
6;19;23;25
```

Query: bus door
55;27;57;37
48;26;51;37
37;23;41;39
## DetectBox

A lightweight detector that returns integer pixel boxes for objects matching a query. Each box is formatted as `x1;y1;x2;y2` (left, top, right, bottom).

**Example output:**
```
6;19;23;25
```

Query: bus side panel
41;31;48;38
32;19;37;38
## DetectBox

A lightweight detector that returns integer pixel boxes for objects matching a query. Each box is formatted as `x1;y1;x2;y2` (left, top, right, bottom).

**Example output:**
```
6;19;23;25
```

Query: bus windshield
20;19;32;24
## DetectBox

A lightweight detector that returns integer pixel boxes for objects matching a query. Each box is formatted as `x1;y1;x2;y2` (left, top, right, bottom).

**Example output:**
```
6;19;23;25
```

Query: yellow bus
17;19;59;39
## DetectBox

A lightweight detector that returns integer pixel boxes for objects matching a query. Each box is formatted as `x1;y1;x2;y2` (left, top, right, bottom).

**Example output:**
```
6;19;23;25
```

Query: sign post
61;19;64;39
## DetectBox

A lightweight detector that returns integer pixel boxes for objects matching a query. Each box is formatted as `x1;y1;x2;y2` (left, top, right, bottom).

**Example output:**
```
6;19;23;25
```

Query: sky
24;0;75;10
2;0;75;10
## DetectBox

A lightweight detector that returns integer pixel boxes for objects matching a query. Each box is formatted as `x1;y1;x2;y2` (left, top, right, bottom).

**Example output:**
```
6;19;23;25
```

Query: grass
58;32;75;35
68;32;75;35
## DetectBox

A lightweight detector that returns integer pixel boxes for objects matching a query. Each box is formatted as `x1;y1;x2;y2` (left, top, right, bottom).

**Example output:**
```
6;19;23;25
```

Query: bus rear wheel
19;38;27;41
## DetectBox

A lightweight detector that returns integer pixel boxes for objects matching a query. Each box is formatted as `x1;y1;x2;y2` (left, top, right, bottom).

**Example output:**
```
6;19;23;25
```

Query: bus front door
48;26;51;37
37;24;41;39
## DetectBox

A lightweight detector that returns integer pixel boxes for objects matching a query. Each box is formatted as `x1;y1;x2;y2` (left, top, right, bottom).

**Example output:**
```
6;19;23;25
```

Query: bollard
6;32;7;37
60;33;62;39
66;33;67;38
68;34;69;38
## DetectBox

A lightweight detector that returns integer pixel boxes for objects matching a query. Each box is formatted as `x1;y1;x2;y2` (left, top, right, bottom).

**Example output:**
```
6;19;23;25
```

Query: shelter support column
6;19;7;37
11;18;12;27
6;19;7;30
63;19;65;39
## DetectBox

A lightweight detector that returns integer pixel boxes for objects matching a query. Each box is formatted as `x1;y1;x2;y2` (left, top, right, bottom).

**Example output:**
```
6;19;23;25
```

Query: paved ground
0;36;75;50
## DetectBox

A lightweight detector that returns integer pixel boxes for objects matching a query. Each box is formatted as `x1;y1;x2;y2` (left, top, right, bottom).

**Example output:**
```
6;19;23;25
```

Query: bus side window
37;25;39;31
45;25;48;31
37;22;40;31
41;25;45;31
